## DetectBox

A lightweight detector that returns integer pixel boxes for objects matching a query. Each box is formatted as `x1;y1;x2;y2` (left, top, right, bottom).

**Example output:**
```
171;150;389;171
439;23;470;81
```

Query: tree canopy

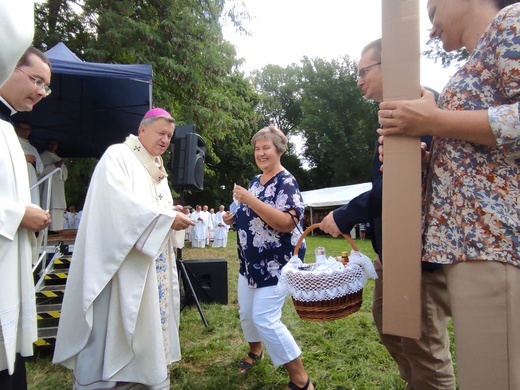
33;0;384;208
423;38;469;67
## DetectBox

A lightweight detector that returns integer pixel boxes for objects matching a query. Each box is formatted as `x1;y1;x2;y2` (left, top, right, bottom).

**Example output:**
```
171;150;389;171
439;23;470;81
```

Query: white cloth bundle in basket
277;249;377;302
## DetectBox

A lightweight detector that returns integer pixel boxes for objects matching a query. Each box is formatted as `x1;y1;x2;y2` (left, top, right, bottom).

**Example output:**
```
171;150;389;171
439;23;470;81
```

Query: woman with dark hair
224;126;313;390
378;1;520;389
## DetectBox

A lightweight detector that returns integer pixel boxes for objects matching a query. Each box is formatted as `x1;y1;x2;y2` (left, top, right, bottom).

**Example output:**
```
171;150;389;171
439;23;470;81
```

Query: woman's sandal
288;378;313;390
237;351;263;373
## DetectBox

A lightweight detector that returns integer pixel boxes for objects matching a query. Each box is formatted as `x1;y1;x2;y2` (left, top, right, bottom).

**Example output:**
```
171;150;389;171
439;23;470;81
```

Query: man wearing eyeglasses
0;46;52;390
319;39;455;390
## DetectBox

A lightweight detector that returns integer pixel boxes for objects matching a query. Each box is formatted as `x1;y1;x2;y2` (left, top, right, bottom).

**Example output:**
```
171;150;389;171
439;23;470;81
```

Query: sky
222;0;459;92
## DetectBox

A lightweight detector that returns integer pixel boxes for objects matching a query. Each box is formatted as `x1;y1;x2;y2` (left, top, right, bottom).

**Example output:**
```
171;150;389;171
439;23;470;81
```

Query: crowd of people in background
183;205;371;247
185;204;230;248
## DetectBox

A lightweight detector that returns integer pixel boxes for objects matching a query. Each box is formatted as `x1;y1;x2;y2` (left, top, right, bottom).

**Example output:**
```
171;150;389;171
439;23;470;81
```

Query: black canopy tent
18;43;153;158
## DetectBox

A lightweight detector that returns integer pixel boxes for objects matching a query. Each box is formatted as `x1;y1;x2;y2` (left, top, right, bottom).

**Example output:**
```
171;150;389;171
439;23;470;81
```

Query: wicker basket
289;224;363;322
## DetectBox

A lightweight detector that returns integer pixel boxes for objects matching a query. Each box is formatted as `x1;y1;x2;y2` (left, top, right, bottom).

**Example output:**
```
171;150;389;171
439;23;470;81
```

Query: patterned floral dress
235;170;305;288
423;4;520;267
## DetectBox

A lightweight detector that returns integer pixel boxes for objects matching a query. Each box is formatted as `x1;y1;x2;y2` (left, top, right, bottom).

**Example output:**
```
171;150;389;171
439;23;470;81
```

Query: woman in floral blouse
223;126;313;390
377;1;520;389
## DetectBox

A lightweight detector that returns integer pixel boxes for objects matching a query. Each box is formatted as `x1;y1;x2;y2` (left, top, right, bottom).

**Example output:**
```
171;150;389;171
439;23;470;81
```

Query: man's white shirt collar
0;96;17;115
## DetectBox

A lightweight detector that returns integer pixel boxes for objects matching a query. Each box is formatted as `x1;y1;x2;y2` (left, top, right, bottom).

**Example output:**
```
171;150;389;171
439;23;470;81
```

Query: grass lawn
27;231;448;389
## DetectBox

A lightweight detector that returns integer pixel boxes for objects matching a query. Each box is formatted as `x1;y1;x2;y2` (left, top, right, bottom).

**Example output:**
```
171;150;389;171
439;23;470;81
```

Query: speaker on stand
169;129;209;325
170;124;206;192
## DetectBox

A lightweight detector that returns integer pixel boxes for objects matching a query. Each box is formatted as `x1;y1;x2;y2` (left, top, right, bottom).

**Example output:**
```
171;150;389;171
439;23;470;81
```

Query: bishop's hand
171;212;195;231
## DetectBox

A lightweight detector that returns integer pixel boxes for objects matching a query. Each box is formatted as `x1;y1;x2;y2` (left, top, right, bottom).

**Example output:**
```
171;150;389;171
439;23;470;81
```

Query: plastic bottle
315;247;327;263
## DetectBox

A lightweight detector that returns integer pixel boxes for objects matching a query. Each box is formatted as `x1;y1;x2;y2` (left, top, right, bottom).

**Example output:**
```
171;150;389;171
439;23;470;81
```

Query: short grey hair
139;115;175;128
251;126;288;154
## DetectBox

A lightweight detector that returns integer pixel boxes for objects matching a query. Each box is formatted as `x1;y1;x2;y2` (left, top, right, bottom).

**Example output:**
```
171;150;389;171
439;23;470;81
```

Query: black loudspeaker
183;259;228;305
171;126;206;191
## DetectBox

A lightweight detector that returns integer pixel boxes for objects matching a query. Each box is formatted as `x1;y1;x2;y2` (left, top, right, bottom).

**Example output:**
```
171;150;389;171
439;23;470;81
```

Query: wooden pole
381;0;422;339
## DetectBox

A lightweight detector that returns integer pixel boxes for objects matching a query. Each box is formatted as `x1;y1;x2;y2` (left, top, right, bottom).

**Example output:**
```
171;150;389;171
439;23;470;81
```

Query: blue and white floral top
235;170;305;288
423;4;520;267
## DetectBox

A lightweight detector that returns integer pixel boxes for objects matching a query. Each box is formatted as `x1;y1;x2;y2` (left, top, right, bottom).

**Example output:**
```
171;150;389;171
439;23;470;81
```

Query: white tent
301;182;372;231
301;182;372;208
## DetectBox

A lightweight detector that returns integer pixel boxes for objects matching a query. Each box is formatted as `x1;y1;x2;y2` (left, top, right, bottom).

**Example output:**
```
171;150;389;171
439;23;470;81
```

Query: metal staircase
28;168;75;347
33;234;75;348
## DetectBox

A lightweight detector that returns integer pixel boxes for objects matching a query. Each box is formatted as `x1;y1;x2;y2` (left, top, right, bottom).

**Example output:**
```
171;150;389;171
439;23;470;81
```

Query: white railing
31;167;62;275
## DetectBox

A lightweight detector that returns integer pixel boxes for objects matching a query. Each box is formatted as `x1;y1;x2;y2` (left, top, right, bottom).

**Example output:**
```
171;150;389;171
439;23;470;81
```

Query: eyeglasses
358;62;381;79
15;67;52;97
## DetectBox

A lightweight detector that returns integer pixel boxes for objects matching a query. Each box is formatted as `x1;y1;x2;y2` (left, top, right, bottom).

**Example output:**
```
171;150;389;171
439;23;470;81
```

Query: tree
423;38;469;67
34;0;90;51
298;56;378;188
251;64;311;188
33;0;260;208
183;72;261;207
63;158;98;210
251;64;303;134
250;58;378;190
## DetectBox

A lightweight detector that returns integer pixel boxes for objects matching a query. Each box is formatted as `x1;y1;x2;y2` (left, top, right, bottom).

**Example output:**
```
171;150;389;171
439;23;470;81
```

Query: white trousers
237;274;301;367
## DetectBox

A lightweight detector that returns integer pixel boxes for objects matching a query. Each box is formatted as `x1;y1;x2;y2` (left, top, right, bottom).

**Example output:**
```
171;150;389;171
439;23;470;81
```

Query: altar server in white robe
0;0;34;87
190;204;208;248
202;205;212;245
0;47;52;390
63;205;81;230
40;138;68;231
53;108;195;390
15;121;43;206
208;207;217;242
212;205;229;248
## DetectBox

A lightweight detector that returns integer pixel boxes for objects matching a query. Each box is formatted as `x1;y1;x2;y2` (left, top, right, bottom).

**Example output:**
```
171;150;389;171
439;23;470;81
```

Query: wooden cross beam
381;0;422;339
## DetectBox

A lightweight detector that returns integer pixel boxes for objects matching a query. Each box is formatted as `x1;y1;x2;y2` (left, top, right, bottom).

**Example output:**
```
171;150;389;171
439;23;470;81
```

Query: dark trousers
0;354;27;390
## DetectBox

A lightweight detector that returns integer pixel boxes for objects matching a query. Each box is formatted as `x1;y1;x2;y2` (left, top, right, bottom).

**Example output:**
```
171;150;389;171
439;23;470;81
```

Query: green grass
26;232;435;389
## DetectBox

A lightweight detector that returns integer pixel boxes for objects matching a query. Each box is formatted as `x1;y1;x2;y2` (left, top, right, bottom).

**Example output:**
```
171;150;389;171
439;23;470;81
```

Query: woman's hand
377;87;439;138
232;184;296;233
233;184;255;206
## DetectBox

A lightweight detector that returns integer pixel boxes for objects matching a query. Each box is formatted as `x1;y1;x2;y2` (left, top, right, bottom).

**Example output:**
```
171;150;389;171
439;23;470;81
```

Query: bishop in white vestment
53;109;195;390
